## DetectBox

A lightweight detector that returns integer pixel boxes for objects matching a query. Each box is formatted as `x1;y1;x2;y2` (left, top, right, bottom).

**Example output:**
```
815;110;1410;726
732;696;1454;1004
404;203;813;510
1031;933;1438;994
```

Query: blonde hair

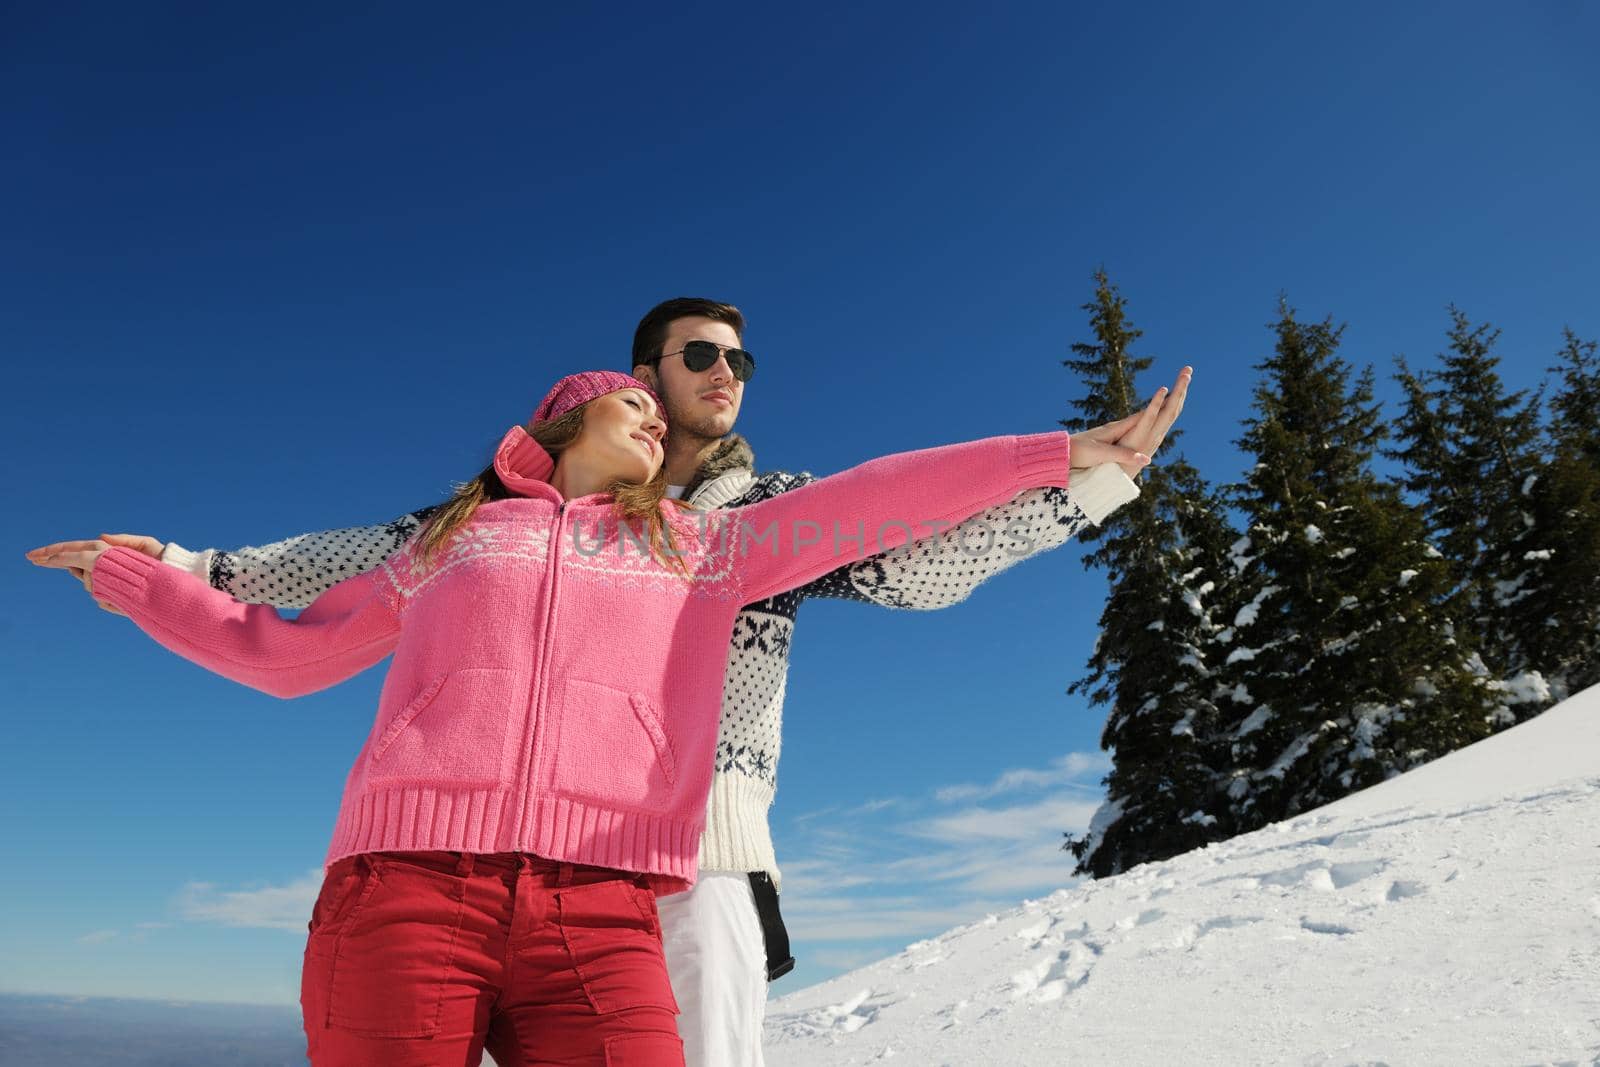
415;404;687;569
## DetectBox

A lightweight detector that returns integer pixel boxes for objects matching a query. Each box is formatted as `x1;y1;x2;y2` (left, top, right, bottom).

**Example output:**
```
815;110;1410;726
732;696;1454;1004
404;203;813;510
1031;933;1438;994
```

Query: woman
34;370;1119;1066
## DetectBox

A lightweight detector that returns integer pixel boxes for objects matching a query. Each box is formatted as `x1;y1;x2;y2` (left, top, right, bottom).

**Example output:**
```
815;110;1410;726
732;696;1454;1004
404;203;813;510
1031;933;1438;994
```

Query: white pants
658;871;769;1067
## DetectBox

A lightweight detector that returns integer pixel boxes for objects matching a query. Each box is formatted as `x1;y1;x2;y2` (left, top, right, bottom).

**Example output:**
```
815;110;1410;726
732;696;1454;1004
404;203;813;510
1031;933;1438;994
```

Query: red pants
300;851;685;1066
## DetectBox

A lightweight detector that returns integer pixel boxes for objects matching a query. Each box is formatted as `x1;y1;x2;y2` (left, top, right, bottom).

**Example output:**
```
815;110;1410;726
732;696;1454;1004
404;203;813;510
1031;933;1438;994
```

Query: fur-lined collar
682;434;757;509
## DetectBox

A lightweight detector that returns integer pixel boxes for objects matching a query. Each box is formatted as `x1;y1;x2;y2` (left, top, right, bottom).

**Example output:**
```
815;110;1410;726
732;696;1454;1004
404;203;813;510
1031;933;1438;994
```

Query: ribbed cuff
91;546;162;612
1012;432;1074;490
1067;463;1141;526
159;541;213;583
697;773;782;888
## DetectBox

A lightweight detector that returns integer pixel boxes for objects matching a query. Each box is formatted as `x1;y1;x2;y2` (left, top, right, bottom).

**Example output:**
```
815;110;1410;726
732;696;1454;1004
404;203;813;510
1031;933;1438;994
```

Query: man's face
635;316;746;441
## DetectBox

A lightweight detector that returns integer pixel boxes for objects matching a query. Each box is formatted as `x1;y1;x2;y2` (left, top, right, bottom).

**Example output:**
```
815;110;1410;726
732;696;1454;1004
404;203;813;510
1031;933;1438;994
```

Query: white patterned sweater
160;436;1139;887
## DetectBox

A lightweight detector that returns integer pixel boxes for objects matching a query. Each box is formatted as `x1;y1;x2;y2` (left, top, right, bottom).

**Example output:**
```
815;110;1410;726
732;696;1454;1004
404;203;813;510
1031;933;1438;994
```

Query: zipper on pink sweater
516;500;566;843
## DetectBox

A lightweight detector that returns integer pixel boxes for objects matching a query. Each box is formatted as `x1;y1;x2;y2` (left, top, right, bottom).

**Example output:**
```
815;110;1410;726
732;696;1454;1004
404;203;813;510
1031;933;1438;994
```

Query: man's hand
1069;366;1192;479
25;533;165;614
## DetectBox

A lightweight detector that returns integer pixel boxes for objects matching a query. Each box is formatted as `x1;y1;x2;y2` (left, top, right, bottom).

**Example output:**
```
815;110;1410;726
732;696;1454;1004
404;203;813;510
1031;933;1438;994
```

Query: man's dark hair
631;297;745;372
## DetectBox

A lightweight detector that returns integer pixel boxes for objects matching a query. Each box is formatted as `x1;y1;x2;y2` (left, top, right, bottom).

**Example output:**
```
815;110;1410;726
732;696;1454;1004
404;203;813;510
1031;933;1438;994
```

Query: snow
1070;796;1127;869
1304;524;1325;544
1233;704;1272;737
1492;669;1553;706
1398;568;1419;587
1179;578;1218;619
1525;549;1554;561
1232;585;1279;628
1261;730;1318;780
1229;535;1253;572
764;684;1600;1066
1346;702;1392;764
1494;574;1532;606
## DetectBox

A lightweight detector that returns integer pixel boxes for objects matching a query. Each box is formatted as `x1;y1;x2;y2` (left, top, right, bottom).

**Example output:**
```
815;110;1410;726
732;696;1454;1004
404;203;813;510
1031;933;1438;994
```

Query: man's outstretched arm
800;465;1136;609
163;508;438;608
31;508;437;611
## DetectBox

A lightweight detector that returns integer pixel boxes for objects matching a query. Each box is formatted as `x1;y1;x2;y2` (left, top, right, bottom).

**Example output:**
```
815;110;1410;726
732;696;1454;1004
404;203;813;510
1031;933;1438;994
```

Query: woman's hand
1069;366;1192;480
25;533;165;614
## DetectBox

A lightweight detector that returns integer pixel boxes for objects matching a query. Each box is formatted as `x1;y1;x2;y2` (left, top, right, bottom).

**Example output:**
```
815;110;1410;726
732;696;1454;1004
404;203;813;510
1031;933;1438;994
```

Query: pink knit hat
530;371;666;430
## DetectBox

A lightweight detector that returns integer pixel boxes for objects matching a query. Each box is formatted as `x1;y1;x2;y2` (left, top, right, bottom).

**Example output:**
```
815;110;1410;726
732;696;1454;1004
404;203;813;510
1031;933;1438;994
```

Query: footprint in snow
773;989;898;1038
1009;942;1097;1003
903;937;948;969
1386;879;1426;902
1170;914;1263;950
1255;857;1388;891
935;999;971;1031
1112;908;1166;931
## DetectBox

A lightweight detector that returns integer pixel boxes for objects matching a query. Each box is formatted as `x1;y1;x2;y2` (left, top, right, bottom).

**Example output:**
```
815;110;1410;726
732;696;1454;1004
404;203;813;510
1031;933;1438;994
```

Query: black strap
747;871;796;982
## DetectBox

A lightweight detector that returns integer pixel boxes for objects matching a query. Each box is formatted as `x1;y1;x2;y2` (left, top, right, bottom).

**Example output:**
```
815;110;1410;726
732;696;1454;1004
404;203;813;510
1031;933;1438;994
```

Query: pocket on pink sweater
367;667;523;788
549;677;679;808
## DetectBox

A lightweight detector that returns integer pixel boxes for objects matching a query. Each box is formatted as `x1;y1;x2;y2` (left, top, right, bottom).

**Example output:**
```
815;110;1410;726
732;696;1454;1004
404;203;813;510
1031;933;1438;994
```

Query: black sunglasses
654;339;756;382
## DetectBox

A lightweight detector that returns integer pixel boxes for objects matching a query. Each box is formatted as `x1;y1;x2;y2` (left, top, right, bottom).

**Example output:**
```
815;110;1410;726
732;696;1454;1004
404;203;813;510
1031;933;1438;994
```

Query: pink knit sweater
92;428;1072;892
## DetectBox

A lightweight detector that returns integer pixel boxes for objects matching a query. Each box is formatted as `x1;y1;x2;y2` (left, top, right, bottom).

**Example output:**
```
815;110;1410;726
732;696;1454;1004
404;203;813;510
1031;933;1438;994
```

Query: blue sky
3;2;1596;1003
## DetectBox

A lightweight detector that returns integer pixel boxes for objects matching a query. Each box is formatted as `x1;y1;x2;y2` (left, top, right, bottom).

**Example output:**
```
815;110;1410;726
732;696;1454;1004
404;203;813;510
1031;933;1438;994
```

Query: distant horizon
0;990;301;1010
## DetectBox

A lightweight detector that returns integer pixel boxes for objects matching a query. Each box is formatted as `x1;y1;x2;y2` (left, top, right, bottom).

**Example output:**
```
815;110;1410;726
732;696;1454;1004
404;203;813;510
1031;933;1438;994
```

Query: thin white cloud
785;899;1008;942
907;795;1102;844
174;869;323;931
934;751;1109;803
779;861;879;895
791;796;907;824
76;929;119;944
809;947;890;972
950;841;1089;896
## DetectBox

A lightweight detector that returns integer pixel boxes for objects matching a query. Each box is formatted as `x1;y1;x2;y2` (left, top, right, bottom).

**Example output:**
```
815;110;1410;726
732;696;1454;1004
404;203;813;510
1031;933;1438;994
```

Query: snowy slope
764;684;1600;1066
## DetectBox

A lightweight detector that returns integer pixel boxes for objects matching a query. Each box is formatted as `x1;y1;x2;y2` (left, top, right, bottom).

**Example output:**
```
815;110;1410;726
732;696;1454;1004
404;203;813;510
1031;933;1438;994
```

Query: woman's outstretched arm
727;366;1190;604
798;367;1188;609
728;431;1077;605
80;544;401;697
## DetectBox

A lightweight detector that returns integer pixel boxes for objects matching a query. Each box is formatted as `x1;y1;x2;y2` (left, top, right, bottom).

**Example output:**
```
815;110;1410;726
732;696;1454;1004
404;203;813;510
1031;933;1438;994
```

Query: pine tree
1215;300;1502;830
1549;328;1600;466
1059;270;1238;878
1494;329;1600;699
1388;308;1552;716
1060;267;1153;563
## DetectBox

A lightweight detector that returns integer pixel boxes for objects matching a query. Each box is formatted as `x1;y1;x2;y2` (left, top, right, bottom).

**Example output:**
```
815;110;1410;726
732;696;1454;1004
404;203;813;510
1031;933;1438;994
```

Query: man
33;297;1188;1065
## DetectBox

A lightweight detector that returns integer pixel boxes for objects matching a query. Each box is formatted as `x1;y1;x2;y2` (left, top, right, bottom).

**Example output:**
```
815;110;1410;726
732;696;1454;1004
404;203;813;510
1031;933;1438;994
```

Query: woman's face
566;388;667;485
